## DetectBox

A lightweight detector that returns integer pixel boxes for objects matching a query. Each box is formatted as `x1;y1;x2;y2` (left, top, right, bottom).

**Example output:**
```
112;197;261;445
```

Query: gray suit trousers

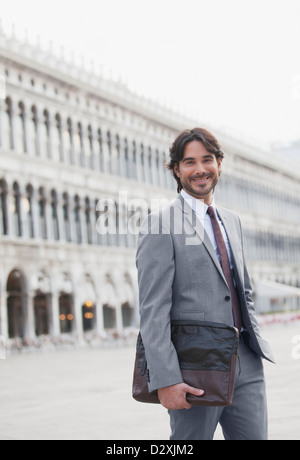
169;337;268;441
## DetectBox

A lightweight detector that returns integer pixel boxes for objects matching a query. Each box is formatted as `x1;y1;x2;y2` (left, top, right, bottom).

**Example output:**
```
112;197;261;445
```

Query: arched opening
51;189;59;241
121;302;134;327
4;97;14;150
82;300;96;331
30;105;39;156
42;110;51;159
12;182;22;237
7;269;27;338
59;293;74;333
33;271;51;336
54;114;62;162
85;197;93;244
64;118;73;164
17;102;26;153
81;275;97;332
0;178;8;235
74;195;82;244
25;184;34;238
34;294;51;336
38;187;47;240
62;192;71;242
103;304;116;329
57;273;74;334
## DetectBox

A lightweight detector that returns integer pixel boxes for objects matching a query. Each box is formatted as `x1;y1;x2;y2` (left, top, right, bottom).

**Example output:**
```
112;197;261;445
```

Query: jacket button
225;296;231;302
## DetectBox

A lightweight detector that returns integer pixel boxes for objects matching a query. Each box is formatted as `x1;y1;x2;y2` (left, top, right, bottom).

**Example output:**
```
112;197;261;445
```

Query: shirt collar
180;189;216;222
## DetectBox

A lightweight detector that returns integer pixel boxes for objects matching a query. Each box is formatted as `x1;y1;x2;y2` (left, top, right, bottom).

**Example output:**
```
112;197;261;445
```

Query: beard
179;173;220;200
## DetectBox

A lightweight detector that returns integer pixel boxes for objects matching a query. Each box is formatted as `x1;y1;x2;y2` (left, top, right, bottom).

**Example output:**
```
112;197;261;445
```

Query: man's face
174;140;222;205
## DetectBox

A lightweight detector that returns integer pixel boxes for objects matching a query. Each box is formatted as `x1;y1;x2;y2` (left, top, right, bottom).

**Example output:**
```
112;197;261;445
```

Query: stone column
26;292;35;339
0;291;8;339
74;295;84;338
51;290;60;337
96;302;104;335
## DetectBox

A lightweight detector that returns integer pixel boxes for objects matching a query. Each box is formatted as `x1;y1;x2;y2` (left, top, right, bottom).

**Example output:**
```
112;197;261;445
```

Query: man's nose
193;163;206;175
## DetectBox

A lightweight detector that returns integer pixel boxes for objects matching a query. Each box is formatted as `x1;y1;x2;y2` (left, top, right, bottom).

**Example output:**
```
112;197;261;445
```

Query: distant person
136;128;275;440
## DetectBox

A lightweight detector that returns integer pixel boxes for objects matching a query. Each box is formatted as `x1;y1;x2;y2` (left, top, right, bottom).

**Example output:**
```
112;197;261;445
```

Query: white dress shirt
180;189;234;270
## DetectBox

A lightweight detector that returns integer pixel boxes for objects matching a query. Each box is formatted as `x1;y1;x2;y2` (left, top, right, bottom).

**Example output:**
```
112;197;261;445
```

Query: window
59;293;74;333
0;179;8;235
97;129;104;171
12;182;22;237
105;131;112;173
132;141;137;180
63;192;71;242
74;195;82;244
140;144;145;181
38;187;47;239
30;106;39;156
85;197;93;244
53;114;62;162
7;269;27;338
34;293;51;336
74;123;84;166
82;300;96;331
25;184;34;238
87;125;94;169
3;98;14;150
16;102;26;153
64;118;74;164
41;110;51;159
51;190;59;241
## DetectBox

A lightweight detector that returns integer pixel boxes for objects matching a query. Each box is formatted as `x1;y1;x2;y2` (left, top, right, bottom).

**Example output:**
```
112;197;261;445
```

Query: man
136;128;275;440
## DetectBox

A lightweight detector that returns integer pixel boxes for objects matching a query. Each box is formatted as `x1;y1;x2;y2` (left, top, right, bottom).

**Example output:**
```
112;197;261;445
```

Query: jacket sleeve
136;212;183;392
238;218;276;363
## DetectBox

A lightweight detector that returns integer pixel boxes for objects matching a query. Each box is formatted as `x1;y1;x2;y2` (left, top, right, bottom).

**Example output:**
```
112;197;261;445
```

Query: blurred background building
0;24;299;348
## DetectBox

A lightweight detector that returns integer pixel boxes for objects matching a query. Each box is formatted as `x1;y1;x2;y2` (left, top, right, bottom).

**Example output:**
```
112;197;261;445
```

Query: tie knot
207;206;216;219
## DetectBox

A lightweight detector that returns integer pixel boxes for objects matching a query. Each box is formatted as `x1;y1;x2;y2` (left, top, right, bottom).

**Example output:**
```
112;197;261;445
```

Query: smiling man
136;128;274;440
173;137;222;203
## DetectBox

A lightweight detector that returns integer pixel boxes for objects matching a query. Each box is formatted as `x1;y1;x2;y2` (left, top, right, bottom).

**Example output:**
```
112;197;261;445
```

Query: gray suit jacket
136;194;275;393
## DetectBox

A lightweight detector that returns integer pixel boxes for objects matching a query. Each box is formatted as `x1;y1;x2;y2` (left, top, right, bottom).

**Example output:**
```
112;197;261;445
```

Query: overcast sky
1;0;300;149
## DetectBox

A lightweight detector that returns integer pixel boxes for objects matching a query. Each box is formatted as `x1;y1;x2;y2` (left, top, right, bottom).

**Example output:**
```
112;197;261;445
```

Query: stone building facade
0;24;299;347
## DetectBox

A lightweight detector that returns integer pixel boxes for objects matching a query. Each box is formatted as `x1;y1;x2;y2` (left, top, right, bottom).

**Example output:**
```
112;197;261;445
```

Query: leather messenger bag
132;320;239;407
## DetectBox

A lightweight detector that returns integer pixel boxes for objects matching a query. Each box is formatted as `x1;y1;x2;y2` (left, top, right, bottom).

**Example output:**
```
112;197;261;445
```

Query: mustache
190;174;211;180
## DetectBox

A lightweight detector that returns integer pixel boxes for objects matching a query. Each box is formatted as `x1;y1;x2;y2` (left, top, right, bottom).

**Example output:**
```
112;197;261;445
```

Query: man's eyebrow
181;154;214;163
181;157;195;163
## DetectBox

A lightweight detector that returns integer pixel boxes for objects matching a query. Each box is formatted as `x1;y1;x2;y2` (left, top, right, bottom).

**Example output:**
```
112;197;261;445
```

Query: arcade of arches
2;268;137;342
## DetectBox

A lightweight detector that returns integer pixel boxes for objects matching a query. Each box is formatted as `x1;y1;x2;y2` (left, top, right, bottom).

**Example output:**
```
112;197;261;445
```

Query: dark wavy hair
166;128;225;193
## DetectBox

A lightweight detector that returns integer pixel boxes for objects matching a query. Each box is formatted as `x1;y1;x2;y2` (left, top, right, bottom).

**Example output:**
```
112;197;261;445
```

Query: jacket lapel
175;195;228;286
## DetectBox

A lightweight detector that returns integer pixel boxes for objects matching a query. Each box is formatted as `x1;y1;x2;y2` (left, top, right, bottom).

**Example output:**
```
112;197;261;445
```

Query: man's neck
181;189;215;207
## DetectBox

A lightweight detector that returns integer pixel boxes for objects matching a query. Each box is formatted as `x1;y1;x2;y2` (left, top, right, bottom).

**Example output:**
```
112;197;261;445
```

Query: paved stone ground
0;322;299;440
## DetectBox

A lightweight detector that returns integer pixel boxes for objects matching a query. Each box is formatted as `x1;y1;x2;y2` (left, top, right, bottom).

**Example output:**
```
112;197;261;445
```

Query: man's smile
191;175;211;184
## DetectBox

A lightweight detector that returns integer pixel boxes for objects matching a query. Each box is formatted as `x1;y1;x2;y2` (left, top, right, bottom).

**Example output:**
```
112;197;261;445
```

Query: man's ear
217;158;222;176
174;163;180;178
